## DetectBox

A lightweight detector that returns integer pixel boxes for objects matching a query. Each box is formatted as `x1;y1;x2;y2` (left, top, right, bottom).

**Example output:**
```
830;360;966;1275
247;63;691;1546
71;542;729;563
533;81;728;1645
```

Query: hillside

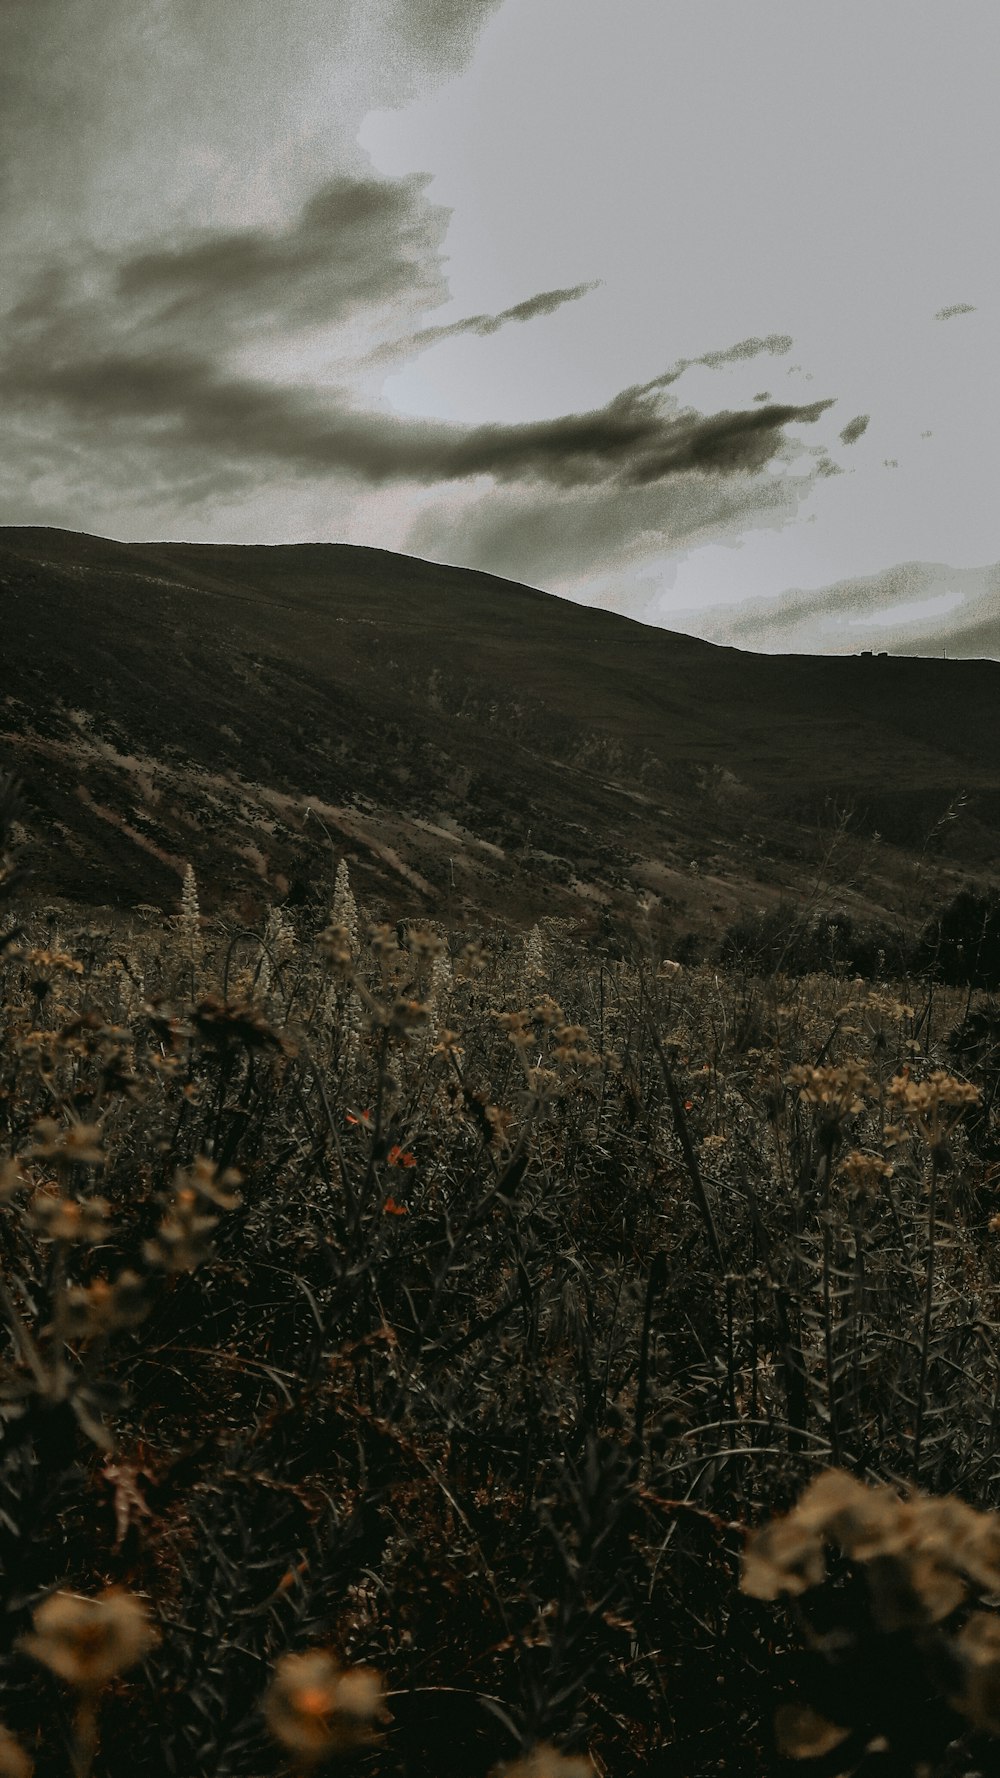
2;525;999;941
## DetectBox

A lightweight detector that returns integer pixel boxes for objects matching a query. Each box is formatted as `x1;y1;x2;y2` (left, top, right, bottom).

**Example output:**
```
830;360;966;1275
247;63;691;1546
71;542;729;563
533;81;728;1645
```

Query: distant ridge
3;526;999;935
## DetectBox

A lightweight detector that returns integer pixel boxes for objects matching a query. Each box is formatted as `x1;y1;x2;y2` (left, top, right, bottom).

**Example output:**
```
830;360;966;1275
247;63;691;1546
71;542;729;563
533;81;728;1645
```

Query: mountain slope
3;526;999;940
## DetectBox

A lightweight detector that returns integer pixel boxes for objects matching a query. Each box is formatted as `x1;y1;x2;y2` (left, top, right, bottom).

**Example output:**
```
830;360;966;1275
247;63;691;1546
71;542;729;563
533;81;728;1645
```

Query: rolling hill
3;525;999;946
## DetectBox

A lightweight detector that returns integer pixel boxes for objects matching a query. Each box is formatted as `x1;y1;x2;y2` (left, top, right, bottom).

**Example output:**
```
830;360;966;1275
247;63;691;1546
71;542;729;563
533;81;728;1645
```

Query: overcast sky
3;0;997;656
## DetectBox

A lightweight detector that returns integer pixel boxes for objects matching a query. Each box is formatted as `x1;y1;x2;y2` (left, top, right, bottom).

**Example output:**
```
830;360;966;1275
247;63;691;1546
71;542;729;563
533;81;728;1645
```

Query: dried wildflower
774;1703;850;1761
887;1069;981;1146
407;926;444;962
794;1470;908;1562
388;997;429;1037
264;1651;384;1764
27;1119;105;1166
502;1746;595;1778
63;1272;147;1341
191;996;283;1053
430;1027;463;1059
0;1158;27;1201
552;1024;600;1067
26;949;83;975
143;1162;239;1273
954;1611;1000;1734
319;922;355;977
176;862;202;969
20;1588;157;1690
177;1155;243;1211
28;1189;111;1243
837;1150;894;1201
0;1725;32;1778
741;1512;827;1600
523;924;547;980
866;1549;967;1631
330;858;360;951
785;1063;874;1117
495;1009;533;1050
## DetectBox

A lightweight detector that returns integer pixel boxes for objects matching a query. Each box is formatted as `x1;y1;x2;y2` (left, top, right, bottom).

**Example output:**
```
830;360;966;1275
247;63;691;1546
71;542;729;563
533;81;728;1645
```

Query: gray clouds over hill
0;171;834;517
689;561;1000;658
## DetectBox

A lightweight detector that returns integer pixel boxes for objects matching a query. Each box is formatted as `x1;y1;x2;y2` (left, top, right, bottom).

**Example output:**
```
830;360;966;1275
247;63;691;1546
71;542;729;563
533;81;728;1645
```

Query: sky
2;0;997;657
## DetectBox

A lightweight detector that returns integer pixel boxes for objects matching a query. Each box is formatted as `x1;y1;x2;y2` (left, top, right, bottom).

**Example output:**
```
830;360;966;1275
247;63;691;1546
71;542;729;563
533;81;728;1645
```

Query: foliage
1;814;999;1774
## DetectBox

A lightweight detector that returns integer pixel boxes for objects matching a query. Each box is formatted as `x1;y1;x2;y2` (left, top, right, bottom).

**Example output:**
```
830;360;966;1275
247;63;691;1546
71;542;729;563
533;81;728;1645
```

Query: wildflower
502;1747;595;1778
774;1704;850;1761
20;1588;157;1690
27;1119;105;1166
0;1158;26;1200
144;1160;240;1273
176;863;202;971
179;1155;243;1210
495;1010;533;1051
0;1725;32;1778
741;1512;827;1600
786;1063;874;1117
887;1069;981;1146
386;1146;416;1168
837;1151;894;1201
330;857;360;952
552;1024;599;1066
407;926;444;963
63;1273;147;1341
319;921;355;978
794;1470;906;1562
523;924;547;980
191;997;284;1054
264;1651;384;1765
388;996;429;1037
28;1189;111;1243
430;1027;463;1059
382;1197;408;1216
955;1612;1000;1734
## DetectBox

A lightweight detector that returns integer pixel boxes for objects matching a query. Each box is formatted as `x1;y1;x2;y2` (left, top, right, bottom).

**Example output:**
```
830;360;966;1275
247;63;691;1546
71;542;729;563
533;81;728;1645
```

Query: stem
913;1151;939;1478
71;1691;100;1778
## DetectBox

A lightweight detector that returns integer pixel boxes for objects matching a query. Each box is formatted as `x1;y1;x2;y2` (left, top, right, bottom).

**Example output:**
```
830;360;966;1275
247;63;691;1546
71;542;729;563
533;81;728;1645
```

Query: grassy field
3;778;1000;1777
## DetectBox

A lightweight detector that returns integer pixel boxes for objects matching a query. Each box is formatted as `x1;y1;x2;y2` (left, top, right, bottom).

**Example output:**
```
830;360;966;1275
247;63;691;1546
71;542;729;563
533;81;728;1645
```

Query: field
3;775;1000;1777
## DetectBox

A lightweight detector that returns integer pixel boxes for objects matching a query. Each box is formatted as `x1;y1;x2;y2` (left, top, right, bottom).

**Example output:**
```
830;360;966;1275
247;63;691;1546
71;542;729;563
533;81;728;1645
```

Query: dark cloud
0;191;833;503
839;413;870;445
366;281;600;364
1;326;831;494
934;302;976;320
115;175;450;338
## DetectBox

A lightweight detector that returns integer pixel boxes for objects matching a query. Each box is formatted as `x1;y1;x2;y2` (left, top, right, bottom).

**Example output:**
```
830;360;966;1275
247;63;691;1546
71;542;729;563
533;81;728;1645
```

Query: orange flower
387;1146;416;1168
382;1197;408;1216
264;1651;383;1764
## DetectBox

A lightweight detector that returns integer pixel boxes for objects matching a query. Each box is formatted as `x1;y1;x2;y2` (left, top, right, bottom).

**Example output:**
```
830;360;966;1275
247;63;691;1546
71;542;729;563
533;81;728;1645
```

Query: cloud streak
365;280;600;364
